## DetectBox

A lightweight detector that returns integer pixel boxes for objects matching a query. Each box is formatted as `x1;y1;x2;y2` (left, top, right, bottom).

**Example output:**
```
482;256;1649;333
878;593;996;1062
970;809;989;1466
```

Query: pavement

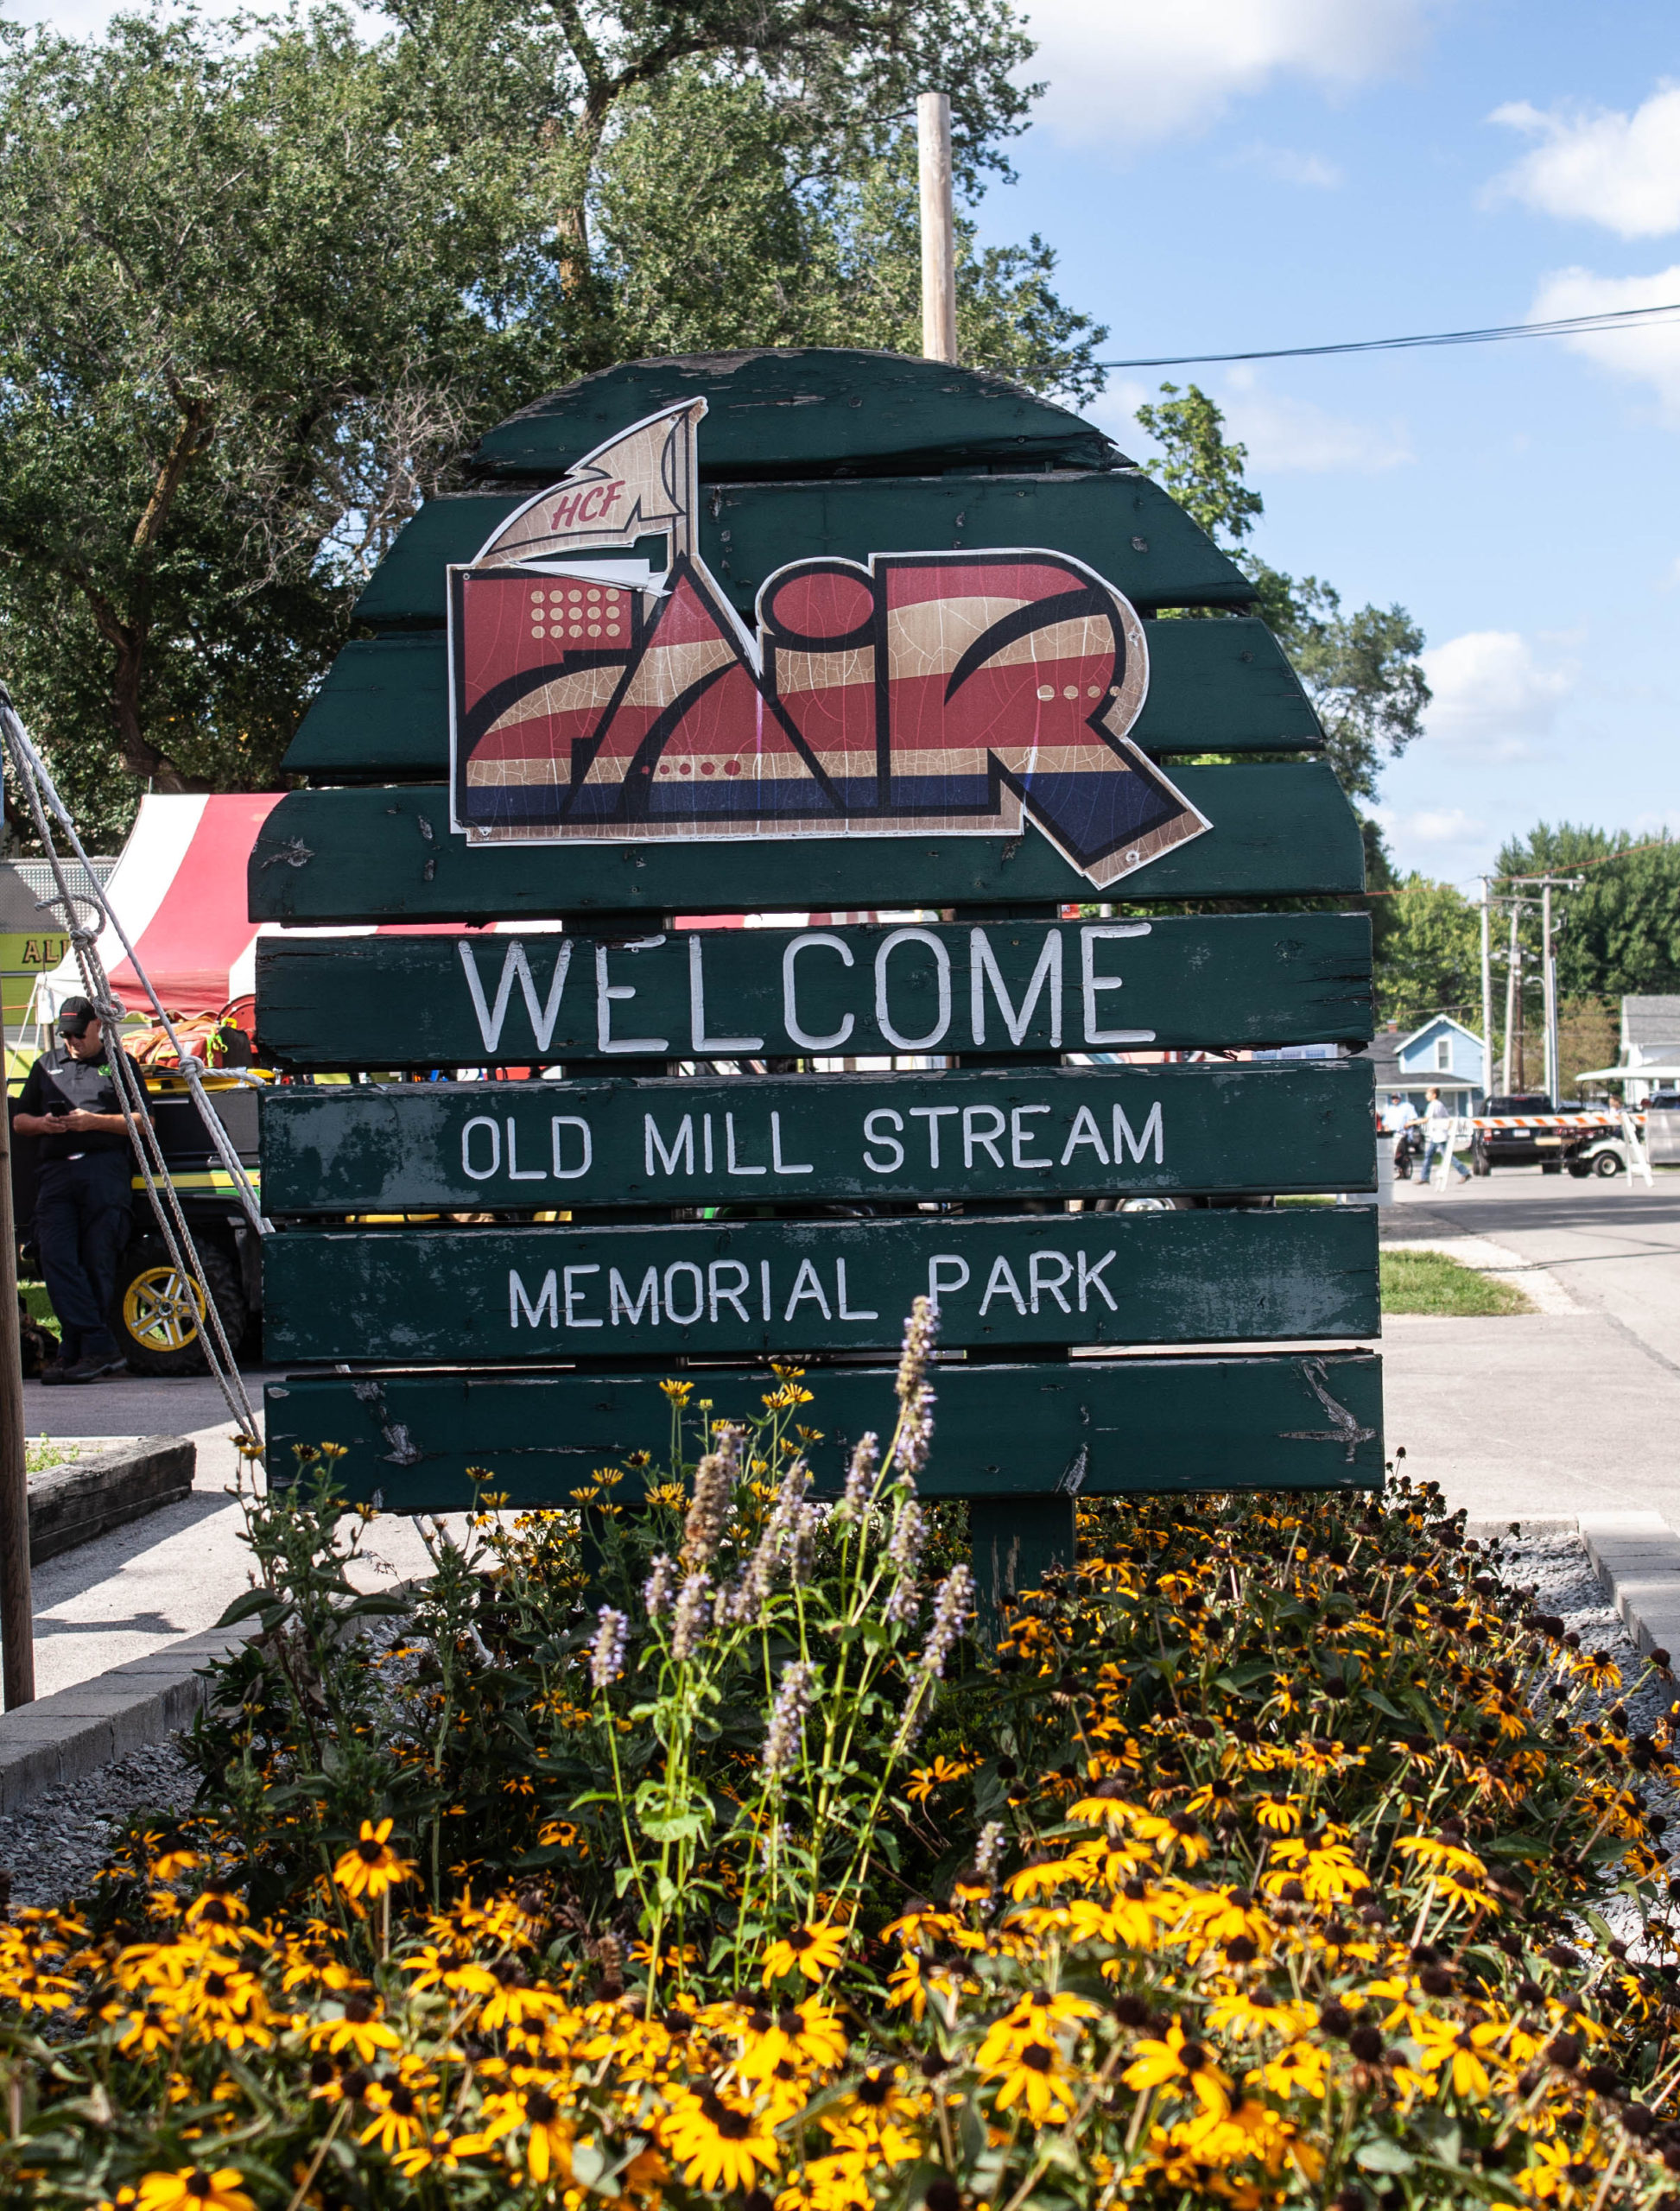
1380;1166;1680;1527
17;1164;1680;1701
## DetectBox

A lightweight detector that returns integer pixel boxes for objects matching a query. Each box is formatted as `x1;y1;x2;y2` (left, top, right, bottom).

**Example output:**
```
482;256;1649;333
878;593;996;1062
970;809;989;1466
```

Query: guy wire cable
0;687;261;1440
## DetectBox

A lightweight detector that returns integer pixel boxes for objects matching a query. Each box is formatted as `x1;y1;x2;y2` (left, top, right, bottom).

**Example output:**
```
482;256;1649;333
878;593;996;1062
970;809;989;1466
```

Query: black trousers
35;1153;132;1361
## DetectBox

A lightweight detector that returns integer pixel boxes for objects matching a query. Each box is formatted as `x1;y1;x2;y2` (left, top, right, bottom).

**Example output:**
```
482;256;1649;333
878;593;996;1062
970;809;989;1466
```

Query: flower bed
4;1310;1680;2208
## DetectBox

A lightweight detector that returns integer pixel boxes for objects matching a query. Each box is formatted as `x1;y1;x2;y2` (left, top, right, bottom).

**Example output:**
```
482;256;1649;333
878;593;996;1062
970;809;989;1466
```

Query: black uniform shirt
18;1043;133;1161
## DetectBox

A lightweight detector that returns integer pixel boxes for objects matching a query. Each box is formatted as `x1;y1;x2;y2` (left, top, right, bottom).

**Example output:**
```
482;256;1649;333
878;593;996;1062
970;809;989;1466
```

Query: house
1620;998;1680;1103
1367;1014;1486;1119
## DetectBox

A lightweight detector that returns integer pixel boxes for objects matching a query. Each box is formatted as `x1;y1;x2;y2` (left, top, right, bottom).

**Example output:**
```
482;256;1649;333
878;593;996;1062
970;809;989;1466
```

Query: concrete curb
29;1435;196;1565
0;1615;260;1814
1465;1511;1680;1668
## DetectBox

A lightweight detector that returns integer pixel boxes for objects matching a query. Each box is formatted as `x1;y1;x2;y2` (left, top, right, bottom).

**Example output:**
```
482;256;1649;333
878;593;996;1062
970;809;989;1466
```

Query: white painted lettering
725;1112;765;1175
783;1258;833;1321
708;1260;751;1323
1080;925;1153;1048
702;1114;714;1175
770;1112;812;1174
663;1262;705;1327
783;932;854;1050
910;1105;959;1167
595;938;669;1055
611;1267;659;1326
963;1105;1006;1169
874;928;951;1052
970;929;1062;1048
645;1113;694;1177
461;1114;500;1182
506;1119;546;1181
760;1259;772;1321
459;939;574;1054
835;1259;878;1320
1114;1100;1164;1164
1058;1105;1108;1165
979;1255;1027;1315
688;934;764;1054
551;1116;592;1179
928;1253;971;1309
862;1109;904;1173
563;1264;602;1327
1029;1250;1075;1315
1078;1249;1119;1312
510;1268;558;1328
1011;1104;1053;1169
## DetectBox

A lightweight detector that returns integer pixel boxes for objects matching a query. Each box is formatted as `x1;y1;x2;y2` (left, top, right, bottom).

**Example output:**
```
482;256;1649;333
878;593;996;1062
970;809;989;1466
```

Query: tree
1497;823;1680;1001
1373;876;1481;1029
1132;383;1429;803
0;3;1101;844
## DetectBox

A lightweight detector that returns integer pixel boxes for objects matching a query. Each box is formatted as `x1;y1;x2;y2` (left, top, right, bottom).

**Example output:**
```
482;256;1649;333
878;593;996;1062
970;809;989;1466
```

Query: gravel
0;1738;197;1913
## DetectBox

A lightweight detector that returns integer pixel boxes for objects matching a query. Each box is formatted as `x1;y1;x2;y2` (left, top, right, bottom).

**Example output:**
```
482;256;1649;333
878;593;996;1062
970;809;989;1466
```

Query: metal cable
0;688;261;1441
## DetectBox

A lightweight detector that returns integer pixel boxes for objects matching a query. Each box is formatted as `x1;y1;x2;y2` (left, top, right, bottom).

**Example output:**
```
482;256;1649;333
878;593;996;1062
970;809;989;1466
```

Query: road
21;1164;1680;1698
1381;1166;1680;1526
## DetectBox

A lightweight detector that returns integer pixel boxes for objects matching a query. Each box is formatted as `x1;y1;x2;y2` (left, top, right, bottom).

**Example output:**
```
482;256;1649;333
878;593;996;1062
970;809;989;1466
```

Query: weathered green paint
247;765;1366;922
351;472;1251;630
261;1207;1379;1364
263;1350;1384;1508
283;616;1319;779
259;1062;1377;1213
469;352;1124;481
254;914;1373;1069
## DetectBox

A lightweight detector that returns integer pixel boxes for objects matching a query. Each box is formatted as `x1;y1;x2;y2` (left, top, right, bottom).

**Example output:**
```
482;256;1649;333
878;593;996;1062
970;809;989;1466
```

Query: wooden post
917;92;958;364
0;1077;33;1707
1479;877;1493;1103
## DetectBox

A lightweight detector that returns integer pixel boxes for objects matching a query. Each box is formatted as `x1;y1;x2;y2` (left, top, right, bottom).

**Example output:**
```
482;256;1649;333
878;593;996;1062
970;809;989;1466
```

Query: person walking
13;997;135;1382
1419;1086;1470;1187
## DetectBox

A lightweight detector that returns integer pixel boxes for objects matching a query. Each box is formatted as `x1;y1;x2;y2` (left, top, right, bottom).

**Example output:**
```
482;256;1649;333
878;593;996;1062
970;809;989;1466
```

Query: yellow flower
1412;2015;1506;2100
1123;2020;1233;2118
663;2086;780;2192
359;2079;429;2156
309;1998;401;2065
762;1921;846;1984
1249;2040;1330;2100
135;2171;257;2211
659;1379;694;1403
988;2039;1078;2124
332;1818;417;1900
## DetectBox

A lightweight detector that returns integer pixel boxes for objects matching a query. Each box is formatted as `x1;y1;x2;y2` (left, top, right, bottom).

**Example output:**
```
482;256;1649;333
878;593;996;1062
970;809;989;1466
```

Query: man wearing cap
13;998;135;1382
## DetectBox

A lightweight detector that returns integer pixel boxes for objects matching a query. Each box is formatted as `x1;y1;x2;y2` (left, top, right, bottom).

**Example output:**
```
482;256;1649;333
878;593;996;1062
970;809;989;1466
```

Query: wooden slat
258;1062;1377;1212
349;472;1252;626
282;617;1319;778
253;914;1373;1068
261;1207;1379;1364
263;1351;1385;1508
470;351;1120;480
247;764;1366;922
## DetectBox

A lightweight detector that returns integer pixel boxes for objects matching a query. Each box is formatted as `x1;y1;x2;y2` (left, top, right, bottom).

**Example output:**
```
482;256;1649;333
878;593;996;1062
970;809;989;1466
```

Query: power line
1094;298;1680;372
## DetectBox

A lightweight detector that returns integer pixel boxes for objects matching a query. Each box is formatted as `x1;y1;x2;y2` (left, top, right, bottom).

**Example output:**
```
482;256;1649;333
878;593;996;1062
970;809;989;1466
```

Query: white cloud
1377;805;1487;849
1418;630;1575;757
1233;144;1344;189
1525;263;1680;423
1217;369;1412;472
1021;0;1439;148
1488;85;1680;238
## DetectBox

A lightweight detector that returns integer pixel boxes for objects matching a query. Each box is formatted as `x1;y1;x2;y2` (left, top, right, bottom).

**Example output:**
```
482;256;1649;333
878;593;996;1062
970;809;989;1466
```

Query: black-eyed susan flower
134;2171;257;2211
662;2084;779;2191
761;1922;845;1985
1123;2021;1233;2118
332;1819;417;1901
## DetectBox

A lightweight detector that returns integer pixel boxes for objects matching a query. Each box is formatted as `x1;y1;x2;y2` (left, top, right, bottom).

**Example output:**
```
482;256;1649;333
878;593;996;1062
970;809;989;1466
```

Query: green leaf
1354;2140;1416;2175
214;1587;289;1629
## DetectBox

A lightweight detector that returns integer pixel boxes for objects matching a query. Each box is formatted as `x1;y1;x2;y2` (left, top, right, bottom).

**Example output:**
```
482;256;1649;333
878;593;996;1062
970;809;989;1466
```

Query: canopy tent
1575;1065;1680;1084
38;795;285;1021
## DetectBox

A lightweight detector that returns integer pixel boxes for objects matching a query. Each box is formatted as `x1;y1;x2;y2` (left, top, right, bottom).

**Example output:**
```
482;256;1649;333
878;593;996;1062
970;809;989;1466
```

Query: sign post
253;348;1383;1617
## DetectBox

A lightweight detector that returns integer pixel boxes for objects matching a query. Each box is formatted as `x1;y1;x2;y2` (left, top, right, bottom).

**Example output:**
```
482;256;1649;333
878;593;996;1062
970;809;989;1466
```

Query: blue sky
8;0;1677;887
970;0;1680;886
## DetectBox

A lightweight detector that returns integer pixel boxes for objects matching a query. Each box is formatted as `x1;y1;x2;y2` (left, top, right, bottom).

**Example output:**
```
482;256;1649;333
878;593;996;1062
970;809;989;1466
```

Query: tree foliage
1498;822;1680;1002
0;0;1101;845
1132;383;1429;804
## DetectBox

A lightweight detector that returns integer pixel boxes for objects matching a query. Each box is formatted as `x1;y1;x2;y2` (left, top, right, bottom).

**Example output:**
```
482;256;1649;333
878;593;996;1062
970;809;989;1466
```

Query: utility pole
1501;900;1522;1095
1478;878;1493;1101
1541;881;1556;1103
917;92;958;364
0;1082;32;1708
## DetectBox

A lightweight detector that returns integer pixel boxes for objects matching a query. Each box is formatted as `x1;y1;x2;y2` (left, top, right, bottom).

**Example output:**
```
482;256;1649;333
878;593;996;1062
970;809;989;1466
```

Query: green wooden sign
259;1061;1375;1213
254;913;1372;1069
285;616;1319;780
263;1350;1383;1511
249;763;1364;925
261;1207;1379;1365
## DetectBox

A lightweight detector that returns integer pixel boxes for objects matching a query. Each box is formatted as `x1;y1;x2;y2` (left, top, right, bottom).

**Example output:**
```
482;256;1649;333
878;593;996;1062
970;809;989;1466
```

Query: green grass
25;1435;79;1474
21;1281;59;1337
1380;1247;1535;1316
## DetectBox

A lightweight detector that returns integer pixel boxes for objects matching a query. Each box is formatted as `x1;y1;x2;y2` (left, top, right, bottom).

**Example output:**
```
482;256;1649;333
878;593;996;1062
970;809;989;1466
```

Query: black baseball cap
57;997;97;1038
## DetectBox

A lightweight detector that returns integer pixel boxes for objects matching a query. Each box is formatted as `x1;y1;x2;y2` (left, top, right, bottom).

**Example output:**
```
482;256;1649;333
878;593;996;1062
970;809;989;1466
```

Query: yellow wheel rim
121;1264;206;1353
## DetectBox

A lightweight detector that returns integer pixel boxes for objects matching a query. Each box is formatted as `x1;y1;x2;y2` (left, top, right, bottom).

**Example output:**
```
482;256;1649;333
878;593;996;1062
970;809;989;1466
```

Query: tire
1594;1150;1625;1178
1116;1194;1196;1213
1567;1163;1591;1179
110;1239;246;1376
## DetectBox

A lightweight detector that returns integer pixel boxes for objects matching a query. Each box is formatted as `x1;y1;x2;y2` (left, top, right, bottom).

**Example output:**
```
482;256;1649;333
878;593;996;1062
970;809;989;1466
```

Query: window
1435;1037;1451;1071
